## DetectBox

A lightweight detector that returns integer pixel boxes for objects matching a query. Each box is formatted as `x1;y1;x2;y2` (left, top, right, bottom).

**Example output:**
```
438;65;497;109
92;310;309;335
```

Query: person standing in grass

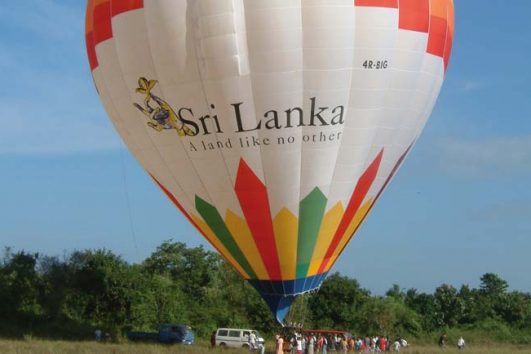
210;331;216;348
94;329;102;342
296;335;303;354
438;333;447;348
393;339;401;352
457;337;465;350
307;333;315;354
276;334;284;354
249;331;257;350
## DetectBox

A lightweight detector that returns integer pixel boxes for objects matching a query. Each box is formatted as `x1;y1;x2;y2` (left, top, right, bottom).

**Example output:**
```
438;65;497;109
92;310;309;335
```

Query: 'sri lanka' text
177;97;345;136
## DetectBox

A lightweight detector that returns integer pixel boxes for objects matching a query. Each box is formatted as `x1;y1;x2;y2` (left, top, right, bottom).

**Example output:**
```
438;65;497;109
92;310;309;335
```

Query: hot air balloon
85;0;454;323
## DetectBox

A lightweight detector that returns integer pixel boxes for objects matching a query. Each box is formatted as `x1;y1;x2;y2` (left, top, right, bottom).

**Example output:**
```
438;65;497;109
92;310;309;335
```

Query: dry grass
1;340;531;354
404;344;531;354
0;339;246;354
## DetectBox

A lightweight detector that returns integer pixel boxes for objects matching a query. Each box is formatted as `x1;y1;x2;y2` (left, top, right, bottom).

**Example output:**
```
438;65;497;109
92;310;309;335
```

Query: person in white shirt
249;331;257;350
296;336;303;354
393;340;401;352
457;336;465;350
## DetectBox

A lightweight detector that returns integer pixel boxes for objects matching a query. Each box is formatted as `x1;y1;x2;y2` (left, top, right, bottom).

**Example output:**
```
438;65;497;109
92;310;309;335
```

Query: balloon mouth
248;272;328;324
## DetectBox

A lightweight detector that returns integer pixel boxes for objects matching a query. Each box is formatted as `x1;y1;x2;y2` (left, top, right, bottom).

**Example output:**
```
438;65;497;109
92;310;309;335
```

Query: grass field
1;339;531;354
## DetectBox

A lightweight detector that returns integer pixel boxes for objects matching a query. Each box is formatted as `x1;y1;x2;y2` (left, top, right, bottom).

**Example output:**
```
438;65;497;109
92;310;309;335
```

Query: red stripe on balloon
354;0;398;8
86;0;144;71
317;150;384;274
93;1;112;45
399;0;430;33
85;32;98;71
235;160;282;280
111;0;144;17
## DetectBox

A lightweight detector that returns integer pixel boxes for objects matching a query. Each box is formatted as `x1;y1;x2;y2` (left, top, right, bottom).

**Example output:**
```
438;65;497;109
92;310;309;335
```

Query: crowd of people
274;332;409;354
272;332;467;353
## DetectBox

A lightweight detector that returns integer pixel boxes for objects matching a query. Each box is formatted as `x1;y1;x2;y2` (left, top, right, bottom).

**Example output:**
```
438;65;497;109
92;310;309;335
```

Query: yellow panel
324;198;374;272
191;215;250;279
273;208;298;280
308;202;345;276
225;210;269;280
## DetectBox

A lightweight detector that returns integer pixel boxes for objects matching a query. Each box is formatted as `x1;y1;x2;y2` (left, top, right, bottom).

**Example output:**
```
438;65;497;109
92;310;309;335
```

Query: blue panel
247;273;327;324
272;280;285;294
294;278;306;293
283;280;295;294
309;272;328;290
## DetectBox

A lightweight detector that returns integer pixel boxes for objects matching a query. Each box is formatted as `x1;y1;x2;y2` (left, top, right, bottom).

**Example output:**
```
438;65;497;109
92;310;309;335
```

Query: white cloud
429;135;531;177
470;201;531;223
457;80;484;93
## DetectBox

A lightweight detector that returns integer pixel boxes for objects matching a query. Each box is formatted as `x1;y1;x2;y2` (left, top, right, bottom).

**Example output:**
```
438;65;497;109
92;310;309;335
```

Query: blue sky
1;1;530;295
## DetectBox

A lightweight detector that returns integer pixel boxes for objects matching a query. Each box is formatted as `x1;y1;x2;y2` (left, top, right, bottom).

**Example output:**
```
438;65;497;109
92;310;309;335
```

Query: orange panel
399;0;429;33
85;0;95;34
443;0;455;70
430;0;448;19
446;0;455;36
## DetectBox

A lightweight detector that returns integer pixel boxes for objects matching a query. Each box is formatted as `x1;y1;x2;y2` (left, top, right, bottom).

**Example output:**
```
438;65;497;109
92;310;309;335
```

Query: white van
215;328;265;348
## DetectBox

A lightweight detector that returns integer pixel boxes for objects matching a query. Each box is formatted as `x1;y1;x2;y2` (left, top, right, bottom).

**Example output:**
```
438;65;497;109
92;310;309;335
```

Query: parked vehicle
214;328;265;349
127;324;194;344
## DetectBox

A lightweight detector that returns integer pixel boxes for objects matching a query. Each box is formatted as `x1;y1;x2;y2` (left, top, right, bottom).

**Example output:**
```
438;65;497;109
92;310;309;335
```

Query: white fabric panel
191;0;268;191
327;6;398;209
298;1;355;199
241;0;304;215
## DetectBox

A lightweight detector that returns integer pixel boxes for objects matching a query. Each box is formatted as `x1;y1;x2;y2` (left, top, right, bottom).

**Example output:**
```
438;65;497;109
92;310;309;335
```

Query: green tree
0;250;41;318
404;289;437;331
307;273;370;329
143;241;221;295
433;284;464;327
480;273;509;297
386;284;405;302
497;291;530;327
66;249;135;335
357;297;421;336
478;273;510;322
456;284;481;324
37;255;72;320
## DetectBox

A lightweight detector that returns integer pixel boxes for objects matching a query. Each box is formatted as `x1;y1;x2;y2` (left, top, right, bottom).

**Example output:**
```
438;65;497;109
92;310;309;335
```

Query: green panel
296;188;327;278
195;196;257;279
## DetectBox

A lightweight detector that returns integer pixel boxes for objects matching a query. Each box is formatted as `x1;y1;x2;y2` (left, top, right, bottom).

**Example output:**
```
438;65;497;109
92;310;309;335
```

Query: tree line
1;241;530;343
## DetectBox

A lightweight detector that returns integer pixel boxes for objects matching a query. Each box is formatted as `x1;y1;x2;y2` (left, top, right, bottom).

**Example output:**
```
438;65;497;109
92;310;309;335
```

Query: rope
120;146;140;260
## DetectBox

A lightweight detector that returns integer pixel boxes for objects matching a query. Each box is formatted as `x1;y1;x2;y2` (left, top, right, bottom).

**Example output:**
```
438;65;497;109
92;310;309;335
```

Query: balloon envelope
86;0;454;323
